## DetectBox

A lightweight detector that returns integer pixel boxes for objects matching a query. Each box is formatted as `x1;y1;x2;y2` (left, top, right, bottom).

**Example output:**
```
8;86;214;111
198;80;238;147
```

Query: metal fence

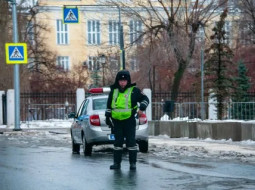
152;102;204;120
19;91;255;121
152;91;199;102
20;92;76;121
23;104;75;121
228;102;255;120
152;101;255;120
152;91;200;120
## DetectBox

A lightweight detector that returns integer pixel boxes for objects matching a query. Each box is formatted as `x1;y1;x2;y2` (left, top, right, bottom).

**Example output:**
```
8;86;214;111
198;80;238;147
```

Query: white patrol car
69;87;149;156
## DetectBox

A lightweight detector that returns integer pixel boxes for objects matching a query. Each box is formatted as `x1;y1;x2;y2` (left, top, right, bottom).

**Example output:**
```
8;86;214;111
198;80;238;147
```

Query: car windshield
93;98;107;110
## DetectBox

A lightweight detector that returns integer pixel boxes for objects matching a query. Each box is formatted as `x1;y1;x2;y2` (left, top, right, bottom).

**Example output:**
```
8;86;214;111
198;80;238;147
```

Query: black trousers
112;117;136;149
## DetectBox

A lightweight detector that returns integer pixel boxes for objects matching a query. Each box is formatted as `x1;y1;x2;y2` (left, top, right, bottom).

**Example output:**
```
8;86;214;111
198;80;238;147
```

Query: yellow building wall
39;11;87;66
37;0;124;70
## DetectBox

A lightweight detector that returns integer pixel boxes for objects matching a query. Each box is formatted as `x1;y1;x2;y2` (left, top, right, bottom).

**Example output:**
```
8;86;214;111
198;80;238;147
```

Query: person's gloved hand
105;110;111;117
105;110;111;126
139;103;146;111
106;116;111;126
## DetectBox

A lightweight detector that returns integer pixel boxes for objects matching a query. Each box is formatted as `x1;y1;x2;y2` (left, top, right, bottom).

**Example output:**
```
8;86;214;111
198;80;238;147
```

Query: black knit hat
116;70;131;83
110;70;134;90
118;73;129;80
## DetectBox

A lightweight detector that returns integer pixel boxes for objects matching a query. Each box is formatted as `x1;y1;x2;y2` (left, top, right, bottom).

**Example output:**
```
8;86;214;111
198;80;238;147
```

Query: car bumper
85;124;148;145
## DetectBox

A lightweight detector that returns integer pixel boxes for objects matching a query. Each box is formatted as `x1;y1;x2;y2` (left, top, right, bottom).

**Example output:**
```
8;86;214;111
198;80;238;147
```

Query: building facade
35;0;144;85
32;0;254;88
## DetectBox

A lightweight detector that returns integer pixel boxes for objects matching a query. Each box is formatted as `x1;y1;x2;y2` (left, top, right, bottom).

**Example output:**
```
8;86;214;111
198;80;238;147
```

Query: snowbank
149;135;255;163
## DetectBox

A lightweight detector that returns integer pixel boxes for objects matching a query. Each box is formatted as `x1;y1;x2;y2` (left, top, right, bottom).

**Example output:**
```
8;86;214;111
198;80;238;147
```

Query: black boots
110;149;122;170
129;150;137;170
110;149;137;170
110;163;121;170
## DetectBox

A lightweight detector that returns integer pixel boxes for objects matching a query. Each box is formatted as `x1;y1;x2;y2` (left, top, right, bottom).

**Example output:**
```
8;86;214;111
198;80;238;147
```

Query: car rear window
93;98;107;110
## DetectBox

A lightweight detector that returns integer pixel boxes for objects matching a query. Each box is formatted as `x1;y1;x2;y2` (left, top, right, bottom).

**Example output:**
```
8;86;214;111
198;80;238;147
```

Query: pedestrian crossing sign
63;7;79;24
5;43;28;64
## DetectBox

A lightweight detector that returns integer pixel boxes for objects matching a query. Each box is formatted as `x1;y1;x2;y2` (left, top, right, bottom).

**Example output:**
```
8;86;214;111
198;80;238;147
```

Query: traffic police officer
105;70;149;170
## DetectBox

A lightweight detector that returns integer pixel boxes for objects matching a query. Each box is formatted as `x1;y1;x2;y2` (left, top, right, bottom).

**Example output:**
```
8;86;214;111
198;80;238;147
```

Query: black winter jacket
105;70;149;118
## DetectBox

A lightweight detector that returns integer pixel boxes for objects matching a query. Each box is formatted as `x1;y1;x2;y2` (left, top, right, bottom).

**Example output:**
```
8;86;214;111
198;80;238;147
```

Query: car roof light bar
89;87;110;94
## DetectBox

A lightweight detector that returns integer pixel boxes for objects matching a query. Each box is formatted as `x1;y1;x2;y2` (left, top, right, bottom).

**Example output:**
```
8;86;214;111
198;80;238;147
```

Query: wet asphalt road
0;129;255;190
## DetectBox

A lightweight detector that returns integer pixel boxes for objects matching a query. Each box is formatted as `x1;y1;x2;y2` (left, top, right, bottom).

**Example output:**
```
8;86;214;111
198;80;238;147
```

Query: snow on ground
149;135;255;163
161;115;201;122
1;120;255;164
160;114;255;123
20;119;74;128
0;119;73;129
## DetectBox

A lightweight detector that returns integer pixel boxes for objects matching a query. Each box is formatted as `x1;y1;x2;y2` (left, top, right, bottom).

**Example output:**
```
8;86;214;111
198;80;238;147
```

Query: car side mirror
68;112;76;119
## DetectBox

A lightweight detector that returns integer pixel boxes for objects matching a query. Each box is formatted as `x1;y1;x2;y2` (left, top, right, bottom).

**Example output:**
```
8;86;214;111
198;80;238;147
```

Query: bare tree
105;0;228;102
29;63;90;92
239;0;255;43
131;34;176;91
15;2;91;92
84;48;122;88
0;1;57;92
0;0;16;91
22;5;60;92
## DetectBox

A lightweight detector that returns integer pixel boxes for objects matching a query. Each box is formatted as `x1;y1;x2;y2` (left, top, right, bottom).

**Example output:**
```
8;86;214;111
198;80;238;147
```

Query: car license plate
108;134;115;140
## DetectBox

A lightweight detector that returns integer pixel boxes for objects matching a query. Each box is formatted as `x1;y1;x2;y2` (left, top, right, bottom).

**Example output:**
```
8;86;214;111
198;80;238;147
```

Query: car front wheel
138;140;148;153
82;134;92;156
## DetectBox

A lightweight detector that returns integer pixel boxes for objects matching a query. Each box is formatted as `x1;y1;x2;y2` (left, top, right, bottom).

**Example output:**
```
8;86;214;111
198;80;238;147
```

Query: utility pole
200;27;205;120
11;0;21;131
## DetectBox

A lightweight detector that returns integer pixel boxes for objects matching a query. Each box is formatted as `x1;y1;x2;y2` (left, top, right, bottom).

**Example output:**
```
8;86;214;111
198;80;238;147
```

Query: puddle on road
147;158;255;181
175;162;213;169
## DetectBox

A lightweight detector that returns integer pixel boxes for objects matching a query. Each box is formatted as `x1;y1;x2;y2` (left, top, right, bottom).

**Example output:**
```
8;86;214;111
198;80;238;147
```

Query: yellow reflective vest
111;87;137;120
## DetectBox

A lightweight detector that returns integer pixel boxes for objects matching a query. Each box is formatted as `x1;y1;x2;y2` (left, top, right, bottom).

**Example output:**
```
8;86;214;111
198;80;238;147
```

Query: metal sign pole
12;0;21;131
118;7;125;70
200;30;205;121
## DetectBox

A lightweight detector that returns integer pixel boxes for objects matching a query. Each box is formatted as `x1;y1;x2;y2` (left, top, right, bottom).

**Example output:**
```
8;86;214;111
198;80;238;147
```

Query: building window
109;57;119;71
224;21;231;44
56;19;68;45
240;23;255;45
130;58;138;71
214;21;231;44
57;56;70;71
190;0;204;9
109;20;119;45
196;26;205;42
27;22;35;45
87;56;98;71
27;58;35;70
88;20;101;45
129;20;142;45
